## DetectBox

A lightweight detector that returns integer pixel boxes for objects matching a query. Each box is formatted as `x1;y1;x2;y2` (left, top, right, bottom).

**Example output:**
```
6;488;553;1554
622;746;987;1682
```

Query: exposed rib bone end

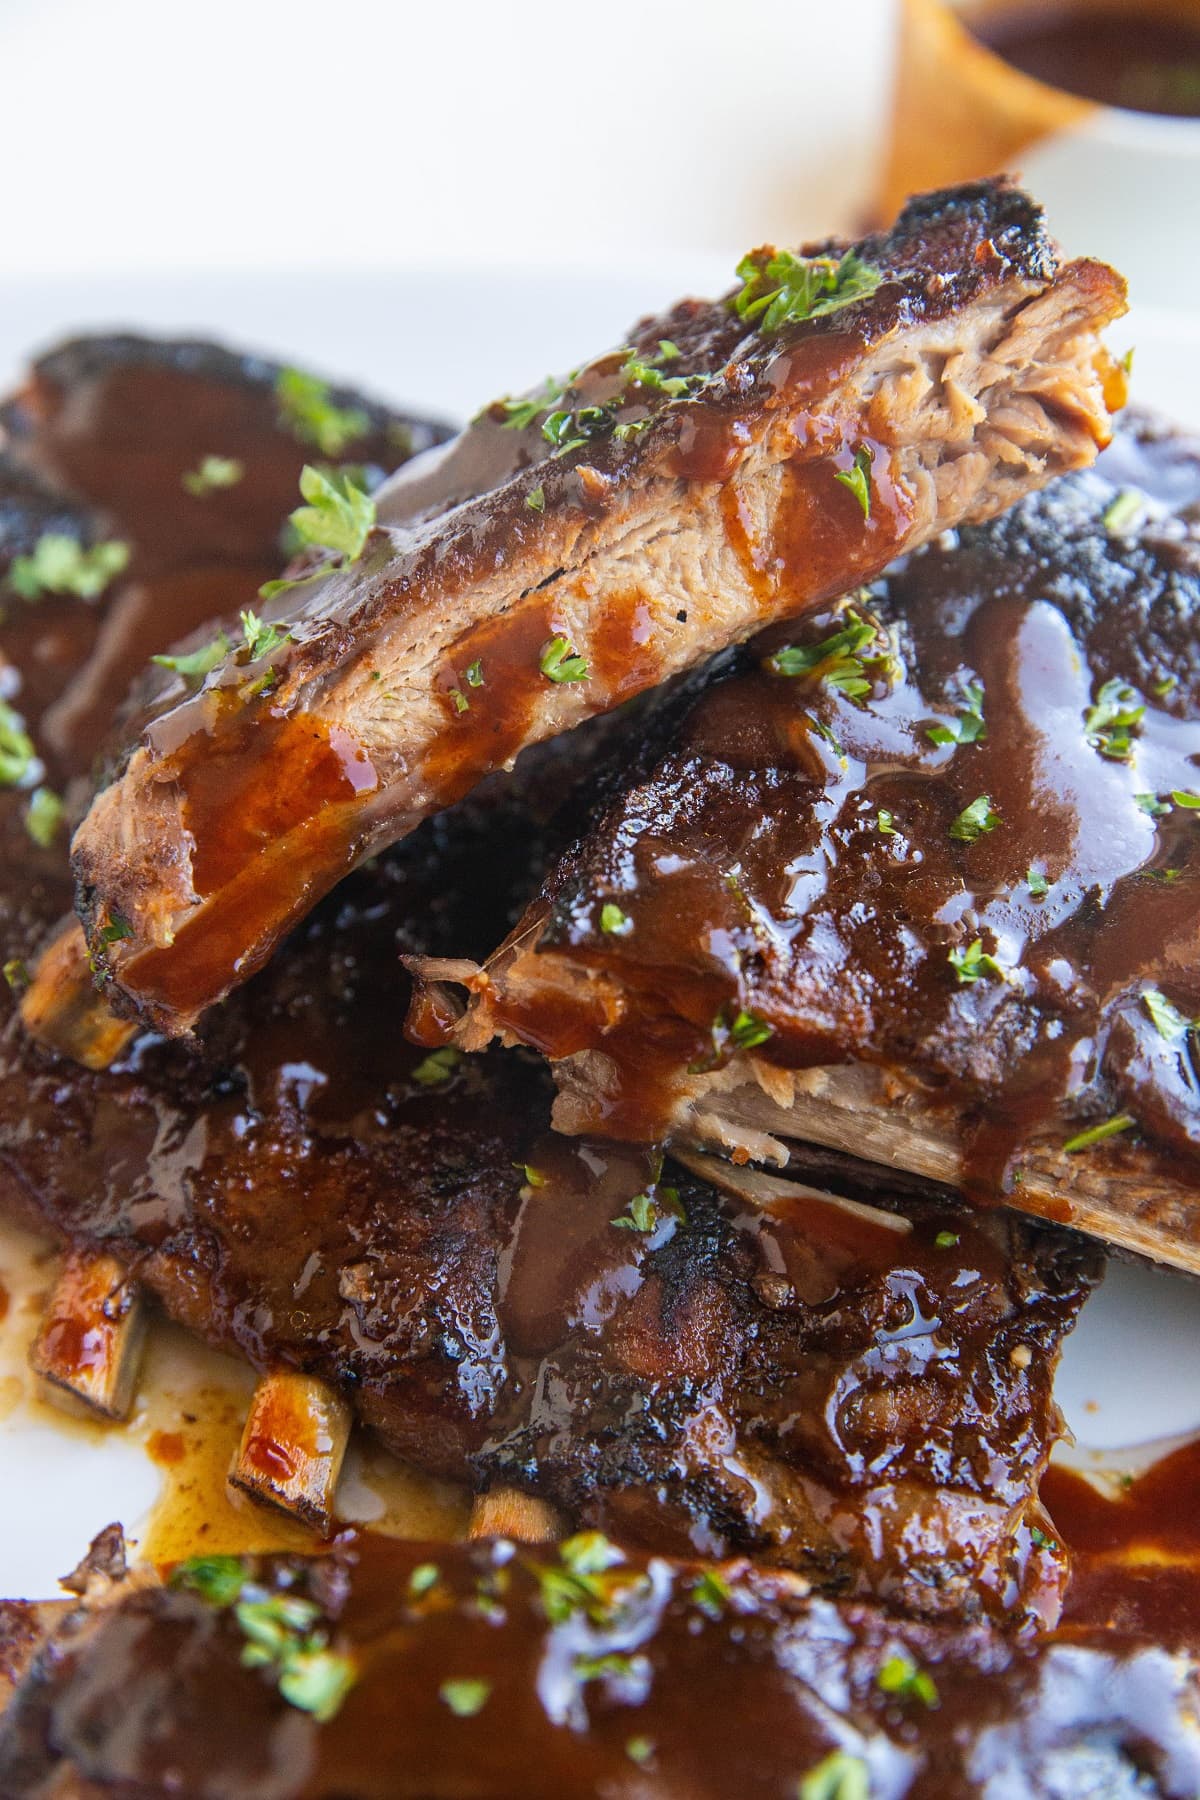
468;1487;563;1544
19;921;136;1071
228;1371;351;1533
29;1250;148;1421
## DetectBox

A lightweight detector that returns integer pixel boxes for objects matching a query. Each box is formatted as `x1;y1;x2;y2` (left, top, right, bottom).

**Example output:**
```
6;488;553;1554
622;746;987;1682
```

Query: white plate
0;274;1198;1599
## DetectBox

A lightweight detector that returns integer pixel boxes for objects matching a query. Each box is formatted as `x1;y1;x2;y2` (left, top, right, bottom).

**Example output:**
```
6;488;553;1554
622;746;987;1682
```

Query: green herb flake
834;446;873;520
289;463;376;563
96;913;134;950
574;1651;646;1685
948;938;1005;985
170;1554;247;1607
599;901;631;935
877;1651;939;1709
1084;677;1144;762
276;368;369;457
539;635;589;684
877;809;897;836
1135;793;1171;818
926;680;986;747
25;786;64;848
1026;866;1049;898
1063;1113;1137;1154
152;630;233;682
768;608;884;700
1153;674;1178;698
0;700;36;787
728;1007;773;1052
1103;489;1143;536
408;1562;440;1597
1172;790;1200;809
732;247;882;335
232;1593;355;1724
439;1677;491;1718
626;1736;654;1766
949;794;999;843
465;660;485;688
8;534;129;602
1142;988;1192;1043
182;455;244;498
612;1185;685;1234
798;1749;871;1800
449;687;469;715
239;610;290;662
278;1648;357;1722
1029;1524;1060;1551
3;958;29;994
411;1046;461;1087
935;1230;960;1248
526;486;545;512
691;1568;730;1620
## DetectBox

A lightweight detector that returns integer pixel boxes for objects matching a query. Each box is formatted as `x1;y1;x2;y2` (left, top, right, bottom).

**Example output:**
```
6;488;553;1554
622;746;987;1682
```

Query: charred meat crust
65;181;1126;1039
440;413;1200;1264
3;1536;1199;1800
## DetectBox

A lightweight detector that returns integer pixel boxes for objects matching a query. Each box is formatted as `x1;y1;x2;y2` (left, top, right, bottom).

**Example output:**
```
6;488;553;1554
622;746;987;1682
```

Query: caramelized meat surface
62;184;1125;1042
443;413;1200;1269
3;1533;1198;1799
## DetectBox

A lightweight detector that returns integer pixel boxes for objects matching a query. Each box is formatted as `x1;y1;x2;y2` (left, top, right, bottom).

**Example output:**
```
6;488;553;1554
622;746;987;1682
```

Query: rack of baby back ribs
2;182;1200;1794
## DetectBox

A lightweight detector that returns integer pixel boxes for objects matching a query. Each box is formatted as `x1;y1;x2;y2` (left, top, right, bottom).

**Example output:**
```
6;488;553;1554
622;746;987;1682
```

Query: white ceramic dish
0;273;1197;1600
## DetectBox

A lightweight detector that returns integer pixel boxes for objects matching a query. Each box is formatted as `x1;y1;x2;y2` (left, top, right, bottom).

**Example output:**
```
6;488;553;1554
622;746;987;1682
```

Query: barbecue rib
4;1531;1199;1799
431;411;1200;1272
48;181;1125;1052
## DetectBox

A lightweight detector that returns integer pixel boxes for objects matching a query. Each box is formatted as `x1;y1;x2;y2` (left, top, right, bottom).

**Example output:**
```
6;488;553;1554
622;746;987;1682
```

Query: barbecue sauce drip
971;5;1200;118
478;419;1200;1198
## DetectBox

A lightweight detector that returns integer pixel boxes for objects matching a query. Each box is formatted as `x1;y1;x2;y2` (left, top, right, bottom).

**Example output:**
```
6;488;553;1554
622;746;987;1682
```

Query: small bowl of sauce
883;0;1200;306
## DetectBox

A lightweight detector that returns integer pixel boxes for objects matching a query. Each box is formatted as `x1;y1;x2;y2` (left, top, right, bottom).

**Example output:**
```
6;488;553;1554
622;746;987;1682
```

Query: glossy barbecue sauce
472;417;1200;1211
972;5;1200;118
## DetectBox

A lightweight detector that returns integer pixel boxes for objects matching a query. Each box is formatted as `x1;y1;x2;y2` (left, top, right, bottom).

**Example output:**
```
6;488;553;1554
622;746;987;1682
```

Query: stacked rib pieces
4;183;1200;1795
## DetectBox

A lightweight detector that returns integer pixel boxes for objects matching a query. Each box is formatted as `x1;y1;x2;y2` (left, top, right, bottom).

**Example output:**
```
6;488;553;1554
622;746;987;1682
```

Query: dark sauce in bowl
971;5;1200;118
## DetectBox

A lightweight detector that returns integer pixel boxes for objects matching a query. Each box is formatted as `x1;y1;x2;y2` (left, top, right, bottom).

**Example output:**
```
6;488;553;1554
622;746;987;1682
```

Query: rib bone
29;1250;147;1422
228;1371;351;1533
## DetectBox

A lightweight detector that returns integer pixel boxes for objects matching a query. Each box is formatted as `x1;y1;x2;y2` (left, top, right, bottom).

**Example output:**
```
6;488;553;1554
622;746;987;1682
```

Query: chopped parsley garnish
926;680;986;747
539;635;589;683
0;701;36;787
411;1046;461;1086
408;1562;440;1597
876;809;897;836
1102;489;1143;536
172;1557;355;1722
498;379;564;432
731;246;881;334
182;454;244;497
439;1678;491;1717
542;404;615;454
1063;1113;1136;1154
877;1651;939;1708
620;340;706;401
531;1532;645;1629
574;1652;648;1685
626;1736;654;1766
1172;789;1200;808
276;368;369;457
239;610;289;662
465;660;484;688
290;463;376;562
1084;677;1144;762
8;534;129;602
3;958;29;994
690;1568;730;1620
526;485;545;512
171;1555;248;1607
948;938;1005;985
152;631;233;681
834;446;873;520
949;794;999;842
1026;866;1049;898
727;1006;773;1052
1142;988;1194;1043
1153;674;1178;698
798;1749;870;1800
1029;1524;1059;1551
612;1185;686;1234
449;687;470;715
599;901;631;935
935;1230;960;1248
1135;793;1171;818
768;608;888;700
25;786;64;848
519;1163;546;1188
96;914;134;951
